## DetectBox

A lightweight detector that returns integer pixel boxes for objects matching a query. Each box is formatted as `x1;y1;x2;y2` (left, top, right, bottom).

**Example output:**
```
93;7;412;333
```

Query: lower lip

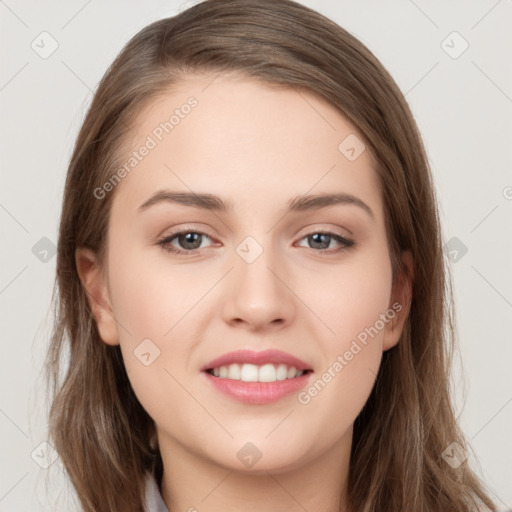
202;371;312;405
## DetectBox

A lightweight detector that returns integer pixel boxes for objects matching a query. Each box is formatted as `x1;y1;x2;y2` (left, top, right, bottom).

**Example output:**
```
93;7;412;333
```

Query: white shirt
143;472;170;512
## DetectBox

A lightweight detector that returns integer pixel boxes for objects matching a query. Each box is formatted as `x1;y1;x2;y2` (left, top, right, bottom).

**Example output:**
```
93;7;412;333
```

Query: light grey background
1;0;511;510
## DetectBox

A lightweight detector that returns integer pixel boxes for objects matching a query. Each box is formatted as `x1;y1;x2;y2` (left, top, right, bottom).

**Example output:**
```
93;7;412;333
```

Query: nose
221;242;296;332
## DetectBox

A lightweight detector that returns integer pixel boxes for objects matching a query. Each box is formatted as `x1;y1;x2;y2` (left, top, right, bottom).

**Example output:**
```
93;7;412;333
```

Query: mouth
200;349;314;404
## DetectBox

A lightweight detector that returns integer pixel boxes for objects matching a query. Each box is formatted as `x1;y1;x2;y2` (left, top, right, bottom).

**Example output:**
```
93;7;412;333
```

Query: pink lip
202;371;311;405
201;349;312;372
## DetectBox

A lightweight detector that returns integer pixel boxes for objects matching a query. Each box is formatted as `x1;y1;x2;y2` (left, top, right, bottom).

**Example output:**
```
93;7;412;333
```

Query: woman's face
80;74;409;473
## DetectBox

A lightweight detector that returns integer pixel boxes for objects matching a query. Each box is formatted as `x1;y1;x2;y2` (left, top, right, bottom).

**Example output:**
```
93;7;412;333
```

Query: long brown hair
45;0;497;510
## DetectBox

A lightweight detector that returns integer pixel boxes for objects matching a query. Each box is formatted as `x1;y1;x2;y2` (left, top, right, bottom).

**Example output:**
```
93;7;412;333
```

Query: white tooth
286;366;297;379
240;364;259;382
276;364;288;381
227;363;241;380
258;363;277;382
213;363;304;381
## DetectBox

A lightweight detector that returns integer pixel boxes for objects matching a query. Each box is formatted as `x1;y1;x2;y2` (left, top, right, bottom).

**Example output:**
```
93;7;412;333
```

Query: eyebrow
138;190;375;219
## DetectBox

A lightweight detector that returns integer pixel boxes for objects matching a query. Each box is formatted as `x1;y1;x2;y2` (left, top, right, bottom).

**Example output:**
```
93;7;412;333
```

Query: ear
75;247;120;346
382;250;414;351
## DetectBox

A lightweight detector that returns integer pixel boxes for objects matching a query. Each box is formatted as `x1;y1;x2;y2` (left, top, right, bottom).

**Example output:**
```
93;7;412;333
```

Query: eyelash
157;229;356;256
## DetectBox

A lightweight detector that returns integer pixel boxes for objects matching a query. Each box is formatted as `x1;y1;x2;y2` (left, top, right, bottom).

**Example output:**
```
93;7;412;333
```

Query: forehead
110;74;382;220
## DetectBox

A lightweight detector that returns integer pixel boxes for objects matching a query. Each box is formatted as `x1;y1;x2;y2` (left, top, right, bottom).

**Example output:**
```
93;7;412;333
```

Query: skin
76;73;412;512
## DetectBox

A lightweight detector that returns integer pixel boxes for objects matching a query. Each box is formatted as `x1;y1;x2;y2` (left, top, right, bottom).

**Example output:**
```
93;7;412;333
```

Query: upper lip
201;349;312;372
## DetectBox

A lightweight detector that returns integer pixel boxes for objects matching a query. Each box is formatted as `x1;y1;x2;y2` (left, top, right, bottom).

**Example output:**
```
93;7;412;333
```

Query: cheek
302;247;393;349
106;248;199;423
297;246;392;401
108;245;207;341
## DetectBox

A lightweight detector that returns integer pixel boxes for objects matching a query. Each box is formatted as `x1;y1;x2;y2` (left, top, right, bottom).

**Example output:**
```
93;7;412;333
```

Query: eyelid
159;223;353;241
157;224;356;256
295;223;353;239
158;224;218;241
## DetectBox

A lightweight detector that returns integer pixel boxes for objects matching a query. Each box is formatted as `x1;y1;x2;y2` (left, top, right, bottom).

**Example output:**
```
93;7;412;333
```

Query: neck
159;429;352;512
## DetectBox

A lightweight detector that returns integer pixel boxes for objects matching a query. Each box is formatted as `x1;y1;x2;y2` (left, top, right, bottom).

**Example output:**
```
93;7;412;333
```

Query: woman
45;0;497;510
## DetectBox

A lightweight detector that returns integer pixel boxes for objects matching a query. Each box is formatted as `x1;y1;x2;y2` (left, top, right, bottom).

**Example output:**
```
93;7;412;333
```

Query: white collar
143;472;170;512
